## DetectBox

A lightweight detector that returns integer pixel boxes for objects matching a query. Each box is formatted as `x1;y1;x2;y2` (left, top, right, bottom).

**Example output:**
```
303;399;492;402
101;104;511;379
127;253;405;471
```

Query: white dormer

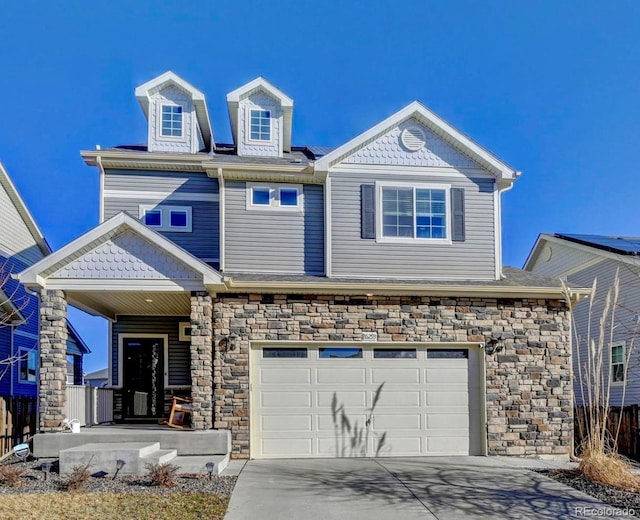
135;71;213;154
226;77;293;158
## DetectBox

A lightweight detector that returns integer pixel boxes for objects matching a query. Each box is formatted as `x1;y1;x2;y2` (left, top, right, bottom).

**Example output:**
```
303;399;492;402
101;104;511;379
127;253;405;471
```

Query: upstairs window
19;348;37;383
250;109;271;141
161;105;183;137
611;343;625;384
140;205;192;232
377;183;450;242
247;183;303;212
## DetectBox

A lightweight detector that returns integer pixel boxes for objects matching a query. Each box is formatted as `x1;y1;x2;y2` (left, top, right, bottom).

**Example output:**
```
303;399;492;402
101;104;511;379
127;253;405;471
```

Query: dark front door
123;338;164;421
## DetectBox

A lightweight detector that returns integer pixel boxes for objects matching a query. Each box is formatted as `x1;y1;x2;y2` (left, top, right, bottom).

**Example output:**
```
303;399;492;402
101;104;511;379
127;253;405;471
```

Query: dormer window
139;205;192;232
250;109;271;141
161;104;183;137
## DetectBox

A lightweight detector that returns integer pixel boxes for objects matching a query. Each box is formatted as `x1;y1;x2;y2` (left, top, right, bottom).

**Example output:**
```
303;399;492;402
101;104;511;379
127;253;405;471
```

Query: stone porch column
190;292;213;430
39;289;68;432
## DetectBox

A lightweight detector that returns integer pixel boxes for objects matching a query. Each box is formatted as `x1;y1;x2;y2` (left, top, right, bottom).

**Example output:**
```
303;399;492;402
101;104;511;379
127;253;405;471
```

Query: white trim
104;190;219;202
178;322;191;342
329;164;495;179
246;182;304;212
108;320;113;387
117;333;174;389
325;174;332;277
218;169;226;272
611;341;626;387
44;280;205;291
139;204;193;232
315;101;519;182
14;329;38;339
157;102;186;141
246;108;274;145
375;181;451;244
97;155;105;224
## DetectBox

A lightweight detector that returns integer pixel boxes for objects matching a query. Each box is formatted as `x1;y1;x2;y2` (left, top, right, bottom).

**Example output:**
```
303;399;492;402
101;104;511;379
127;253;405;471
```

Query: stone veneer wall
39;289;68;432
190;292;213;430
213;294;572;459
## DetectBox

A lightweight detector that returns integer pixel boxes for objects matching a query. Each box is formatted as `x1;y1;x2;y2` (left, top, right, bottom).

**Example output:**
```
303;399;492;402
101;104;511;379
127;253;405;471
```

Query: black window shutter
361;184;376;239
451;188;465;242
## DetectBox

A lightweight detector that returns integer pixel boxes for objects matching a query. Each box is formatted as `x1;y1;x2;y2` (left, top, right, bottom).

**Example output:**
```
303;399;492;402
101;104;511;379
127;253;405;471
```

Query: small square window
263;348;308;358
250;109;271;141
319;348;362;359
170;211;188;228
252;188;271;205
161;105;183;138
374;349;417;359
19;349;37;383
427;349;468;359
280;189;298;206
144;210;162;227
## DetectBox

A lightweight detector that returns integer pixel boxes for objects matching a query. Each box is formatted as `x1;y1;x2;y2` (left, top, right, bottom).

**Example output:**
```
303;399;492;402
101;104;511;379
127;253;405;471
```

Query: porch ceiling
69;291;191;319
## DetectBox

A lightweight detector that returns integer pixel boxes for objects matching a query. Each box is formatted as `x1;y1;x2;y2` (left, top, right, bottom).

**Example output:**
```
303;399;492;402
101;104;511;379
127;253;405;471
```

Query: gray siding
567;258;640;407
103;169;219;262
530;240;597;278
225;181;325;274
111;316;191;387
330;173;496;279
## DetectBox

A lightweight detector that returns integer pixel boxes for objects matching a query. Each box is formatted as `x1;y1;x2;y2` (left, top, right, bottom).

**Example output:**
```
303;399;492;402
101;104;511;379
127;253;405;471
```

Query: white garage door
250;345;483;459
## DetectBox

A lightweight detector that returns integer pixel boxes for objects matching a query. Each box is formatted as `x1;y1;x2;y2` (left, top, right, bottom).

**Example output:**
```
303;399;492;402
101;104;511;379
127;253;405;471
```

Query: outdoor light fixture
205;461;216;480
218;334;239;353
41;462;52;480
483;338;504;355
113;459;126;480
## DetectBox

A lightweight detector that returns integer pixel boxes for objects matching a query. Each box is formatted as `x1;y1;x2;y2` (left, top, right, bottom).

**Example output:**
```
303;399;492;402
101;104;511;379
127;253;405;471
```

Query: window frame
611;342;626;386
246;183;304;213
19;348;37;384
139;205;193;232
247;108;273;143
375;181;452;244
158;103;185;140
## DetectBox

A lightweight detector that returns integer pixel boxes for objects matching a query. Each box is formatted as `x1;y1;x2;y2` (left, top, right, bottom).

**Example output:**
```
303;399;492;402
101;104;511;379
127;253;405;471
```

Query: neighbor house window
250;109;271;141
139;205;192;232
161;105;183;137
378;183;450;241
246;183;303;211
611;343;625;384
19;348;37;383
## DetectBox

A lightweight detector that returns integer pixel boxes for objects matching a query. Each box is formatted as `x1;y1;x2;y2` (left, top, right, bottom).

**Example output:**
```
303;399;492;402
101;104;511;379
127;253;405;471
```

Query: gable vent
400;126;426;152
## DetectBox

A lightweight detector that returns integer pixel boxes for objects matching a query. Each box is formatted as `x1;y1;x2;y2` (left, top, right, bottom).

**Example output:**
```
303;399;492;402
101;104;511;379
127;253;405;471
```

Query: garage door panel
317;368;366;384
426;367;467;383
261;368;311;384
262;438;313;457
376;391;421;407
261;391;312;408
426;391;468;406
379;436;423;456
372;368;420;384
261;415;312;432
317;413;368;431
427;436;468;454
427;413;469;429
373;414;421;430
317;391;366;408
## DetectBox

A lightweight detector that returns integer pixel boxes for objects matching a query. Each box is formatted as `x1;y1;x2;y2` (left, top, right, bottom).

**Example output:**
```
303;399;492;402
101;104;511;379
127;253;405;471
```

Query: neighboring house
525;233;640;408
84;367;108;388
18;71;587;460
0;162;90;400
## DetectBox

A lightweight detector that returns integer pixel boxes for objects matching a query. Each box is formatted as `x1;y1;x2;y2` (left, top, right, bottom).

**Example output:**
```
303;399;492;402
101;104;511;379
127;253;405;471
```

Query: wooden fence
0;396;36;456
574;405;640;460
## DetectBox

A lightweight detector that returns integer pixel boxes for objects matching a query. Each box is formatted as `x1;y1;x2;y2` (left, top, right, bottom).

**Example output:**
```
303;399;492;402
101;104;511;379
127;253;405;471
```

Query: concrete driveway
224;456;615;519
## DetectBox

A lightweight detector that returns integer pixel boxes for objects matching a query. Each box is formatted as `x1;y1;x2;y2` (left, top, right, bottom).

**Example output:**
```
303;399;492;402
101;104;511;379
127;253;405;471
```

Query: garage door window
373;348;417;359
263;348;308;358
427;349;468;359
319;347;362;359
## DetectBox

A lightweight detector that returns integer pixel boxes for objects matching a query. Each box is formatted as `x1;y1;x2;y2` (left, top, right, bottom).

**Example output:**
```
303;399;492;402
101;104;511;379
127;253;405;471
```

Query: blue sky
1;1;639;372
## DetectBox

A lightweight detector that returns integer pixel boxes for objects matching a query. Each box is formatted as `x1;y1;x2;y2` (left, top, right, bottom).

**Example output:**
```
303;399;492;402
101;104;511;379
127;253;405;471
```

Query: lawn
0;491;229;520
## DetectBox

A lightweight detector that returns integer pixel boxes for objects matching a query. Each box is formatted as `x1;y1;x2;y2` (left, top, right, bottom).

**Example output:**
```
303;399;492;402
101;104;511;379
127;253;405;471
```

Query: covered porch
17;213;226;433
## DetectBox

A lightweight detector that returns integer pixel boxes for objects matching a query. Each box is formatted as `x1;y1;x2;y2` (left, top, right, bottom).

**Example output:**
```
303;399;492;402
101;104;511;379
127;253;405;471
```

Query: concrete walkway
224;456;617;519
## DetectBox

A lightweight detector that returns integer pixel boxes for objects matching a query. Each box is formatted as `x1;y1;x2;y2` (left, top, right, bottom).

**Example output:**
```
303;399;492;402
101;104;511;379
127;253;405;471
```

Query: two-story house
18;72;584;460
0;161;89;404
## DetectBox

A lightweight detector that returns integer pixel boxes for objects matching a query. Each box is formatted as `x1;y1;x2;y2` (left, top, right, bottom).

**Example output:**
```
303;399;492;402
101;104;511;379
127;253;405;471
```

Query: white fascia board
523;233;553;270
17;212;224;289
0;161;51;256
0;288;26;324
315;101;520;182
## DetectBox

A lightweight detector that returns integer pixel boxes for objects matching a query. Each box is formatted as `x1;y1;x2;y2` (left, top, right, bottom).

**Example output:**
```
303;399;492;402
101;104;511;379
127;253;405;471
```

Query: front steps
36;428;231;476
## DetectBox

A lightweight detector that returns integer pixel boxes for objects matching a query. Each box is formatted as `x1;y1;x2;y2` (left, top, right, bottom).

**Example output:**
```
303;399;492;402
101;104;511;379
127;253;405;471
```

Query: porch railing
65;385;114;426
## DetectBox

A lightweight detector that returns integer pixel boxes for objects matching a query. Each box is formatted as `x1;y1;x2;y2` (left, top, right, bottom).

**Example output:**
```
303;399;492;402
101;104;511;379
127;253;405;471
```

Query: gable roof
226;77;294;152
554;234;640;256
0;161;51;258
315;101;520;182
135;71;214;151
17;212;224;290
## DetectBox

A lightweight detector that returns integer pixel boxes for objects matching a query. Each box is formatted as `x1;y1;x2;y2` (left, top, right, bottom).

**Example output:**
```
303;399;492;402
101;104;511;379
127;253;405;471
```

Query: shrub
66;463;92;491
145;462;180;488
0;464;26;487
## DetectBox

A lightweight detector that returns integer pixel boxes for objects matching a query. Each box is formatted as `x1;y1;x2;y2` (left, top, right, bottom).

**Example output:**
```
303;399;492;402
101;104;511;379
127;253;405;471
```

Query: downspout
96;151;105;224
217;167;225;272
494;175;519;279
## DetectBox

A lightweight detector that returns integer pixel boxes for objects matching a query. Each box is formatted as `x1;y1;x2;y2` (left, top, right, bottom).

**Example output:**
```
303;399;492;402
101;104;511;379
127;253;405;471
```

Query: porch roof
17;212;225;319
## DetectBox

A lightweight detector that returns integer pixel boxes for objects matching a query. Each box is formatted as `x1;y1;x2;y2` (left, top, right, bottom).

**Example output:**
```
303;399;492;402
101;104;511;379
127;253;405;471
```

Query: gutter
96;152;105;223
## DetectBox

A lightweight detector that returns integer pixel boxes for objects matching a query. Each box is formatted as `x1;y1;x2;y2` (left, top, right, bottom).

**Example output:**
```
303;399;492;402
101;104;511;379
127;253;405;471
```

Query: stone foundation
190;292;213;430
213;294;572;459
